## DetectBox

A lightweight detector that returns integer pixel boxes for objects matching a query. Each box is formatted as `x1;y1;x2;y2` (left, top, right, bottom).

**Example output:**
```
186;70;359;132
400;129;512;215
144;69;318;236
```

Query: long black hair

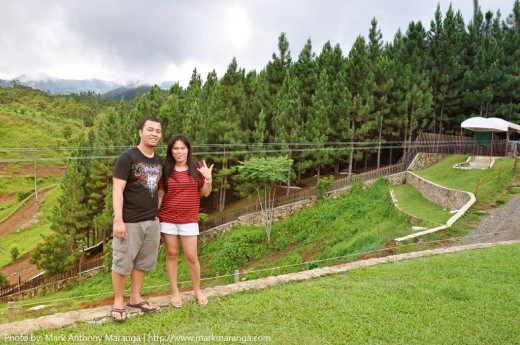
162;134;201;193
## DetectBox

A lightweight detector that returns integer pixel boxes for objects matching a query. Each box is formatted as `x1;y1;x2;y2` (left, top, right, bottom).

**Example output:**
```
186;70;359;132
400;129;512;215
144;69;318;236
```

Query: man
111;117;163;322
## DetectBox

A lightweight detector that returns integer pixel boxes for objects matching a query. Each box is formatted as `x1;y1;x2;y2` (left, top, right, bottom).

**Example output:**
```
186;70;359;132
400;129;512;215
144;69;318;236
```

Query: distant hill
1;74;121;95
101;85;152;100
0;74;176;99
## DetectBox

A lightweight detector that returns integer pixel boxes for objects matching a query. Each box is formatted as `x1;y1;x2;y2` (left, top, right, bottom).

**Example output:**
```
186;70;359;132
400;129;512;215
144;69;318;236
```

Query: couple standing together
111;117;213;322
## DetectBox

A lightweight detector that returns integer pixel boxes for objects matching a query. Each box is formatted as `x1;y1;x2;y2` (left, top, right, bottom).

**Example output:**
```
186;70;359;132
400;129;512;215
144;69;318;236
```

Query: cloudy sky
0;0;515;87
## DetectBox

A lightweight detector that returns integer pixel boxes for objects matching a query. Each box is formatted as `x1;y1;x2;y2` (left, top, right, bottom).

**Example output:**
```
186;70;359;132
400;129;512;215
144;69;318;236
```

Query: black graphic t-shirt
113;147;163;223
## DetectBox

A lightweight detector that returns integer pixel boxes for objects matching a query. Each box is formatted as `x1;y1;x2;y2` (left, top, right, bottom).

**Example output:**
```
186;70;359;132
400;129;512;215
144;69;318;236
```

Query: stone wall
408;153;447;171
405;171;471;210
199;199;315;242
386;172;407;185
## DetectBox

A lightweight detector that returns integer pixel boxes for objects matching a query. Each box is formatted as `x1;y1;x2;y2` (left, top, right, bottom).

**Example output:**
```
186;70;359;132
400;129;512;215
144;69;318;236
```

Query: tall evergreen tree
345;36;376;176
85;109;121;245
273;71;302;187
503;0;520;122
305;70;333;181
205;58;249;211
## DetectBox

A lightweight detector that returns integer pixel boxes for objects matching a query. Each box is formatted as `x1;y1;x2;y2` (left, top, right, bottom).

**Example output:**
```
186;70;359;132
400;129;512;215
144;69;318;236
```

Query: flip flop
197;295;208;306
111;307;127;322
126;300;158;313
171;297;183;308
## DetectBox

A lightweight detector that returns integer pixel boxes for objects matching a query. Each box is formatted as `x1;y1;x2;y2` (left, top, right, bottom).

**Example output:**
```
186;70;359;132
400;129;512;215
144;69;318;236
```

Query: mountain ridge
0;74;175;98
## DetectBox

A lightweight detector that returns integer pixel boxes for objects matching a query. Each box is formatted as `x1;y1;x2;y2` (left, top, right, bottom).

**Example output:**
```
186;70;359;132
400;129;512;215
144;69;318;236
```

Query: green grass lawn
411;155;516;204
391;183;452;226
31;243;520;345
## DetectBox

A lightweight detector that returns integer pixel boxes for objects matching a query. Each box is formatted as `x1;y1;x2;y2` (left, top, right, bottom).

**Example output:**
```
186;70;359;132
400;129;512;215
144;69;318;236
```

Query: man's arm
113;177;127;239
158;188;165;210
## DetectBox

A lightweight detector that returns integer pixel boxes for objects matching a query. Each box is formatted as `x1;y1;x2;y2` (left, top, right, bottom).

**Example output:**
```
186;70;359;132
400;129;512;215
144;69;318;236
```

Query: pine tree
305;70;333;181
331;61;352;174
503;0;520;122
272;71;302;188
205;58;249;211
85;109;121;246
345;36;376;176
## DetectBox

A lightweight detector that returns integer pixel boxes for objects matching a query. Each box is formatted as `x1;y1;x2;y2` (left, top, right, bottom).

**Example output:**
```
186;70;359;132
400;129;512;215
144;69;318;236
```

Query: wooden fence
0;256;104;300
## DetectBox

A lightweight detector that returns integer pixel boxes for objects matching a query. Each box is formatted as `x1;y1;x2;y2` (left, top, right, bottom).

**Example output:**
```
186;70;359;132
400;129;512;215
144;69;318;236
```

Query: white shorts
160;222;199;236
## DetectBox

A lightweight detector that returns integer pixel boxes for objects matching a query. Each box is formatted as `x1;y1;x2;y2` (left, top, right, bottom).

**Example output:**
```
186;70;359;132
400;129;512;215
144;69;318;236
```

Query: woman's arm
197;160;214;197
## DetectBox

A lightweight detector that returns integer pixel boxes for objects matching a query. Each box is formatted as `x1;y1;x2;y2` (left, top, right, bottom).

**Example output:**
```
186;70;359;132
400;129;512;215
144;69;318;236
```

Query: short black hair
140;117;162;130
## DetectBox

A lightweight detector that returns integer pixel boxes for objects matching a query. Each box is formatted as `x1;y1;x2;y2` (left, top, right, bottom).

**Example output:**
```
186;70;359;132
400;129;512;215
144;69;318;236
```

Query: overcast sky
0;0;515;87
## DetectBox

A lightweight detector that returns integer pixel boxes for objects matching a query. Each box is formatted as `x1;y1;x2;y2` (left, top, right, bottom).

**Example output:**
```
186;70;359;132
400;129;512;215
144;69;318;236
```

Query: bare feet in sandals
171;292;183;308
127;300;158;312
111;307;127;322
195;292;208;306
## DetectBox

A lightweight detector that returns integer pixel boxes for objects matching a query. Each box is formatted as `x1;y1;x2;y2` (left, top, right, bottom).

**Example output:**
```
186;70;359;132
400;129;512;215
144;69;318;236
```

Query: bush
30;233;76;276
0;272;9;288
17;191;31;202
9;245;20;262
316;176;334;200
198;213;209;224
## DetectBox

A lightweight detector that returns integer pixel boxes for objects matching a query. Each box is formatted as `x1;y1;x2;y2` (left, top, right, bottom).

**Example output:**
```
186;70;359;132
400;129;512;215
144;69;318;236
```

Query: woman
158;134;213;307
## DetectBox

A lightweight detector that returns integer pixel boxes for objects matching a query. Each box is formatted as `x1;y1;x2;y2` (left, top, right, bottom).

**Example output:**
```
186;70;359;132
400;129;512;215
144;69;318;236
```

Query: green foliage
237;156;294;185
30;233;76;276
9;245;20;262
103;240;113;272
237;156;295;245
206;226;267;275
0;272;8;288
16;191;31;202
198;213;209;224
316;176;334;200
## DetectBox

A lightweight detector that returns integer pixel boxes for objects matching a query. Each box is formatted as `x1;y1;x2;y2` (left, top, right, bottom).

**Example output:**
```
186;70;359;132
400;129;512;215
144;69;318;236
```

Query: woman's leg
163;233;183;307
180;235;207;305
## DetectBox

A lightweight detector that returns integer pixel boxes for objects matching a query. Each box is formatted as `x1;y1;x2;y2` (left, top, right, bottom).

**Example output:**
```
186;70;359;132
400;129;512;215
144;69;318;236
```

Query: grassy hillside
0;186;59;267
1;179;412;315
34;243;520;345
0;87;90;153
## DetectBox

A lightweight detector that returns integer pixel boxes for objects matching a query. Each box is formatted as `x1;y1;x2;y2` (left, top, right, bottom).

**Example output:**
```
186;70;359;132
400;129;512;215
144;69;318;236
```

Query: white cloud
0;0;515;87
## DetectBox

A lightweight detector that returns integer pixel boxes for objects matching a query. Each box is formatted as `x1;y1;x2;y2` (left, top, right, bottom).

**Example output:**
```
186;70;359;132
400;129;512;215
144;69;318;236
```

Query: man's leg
128;268;157;310
112;271;127;320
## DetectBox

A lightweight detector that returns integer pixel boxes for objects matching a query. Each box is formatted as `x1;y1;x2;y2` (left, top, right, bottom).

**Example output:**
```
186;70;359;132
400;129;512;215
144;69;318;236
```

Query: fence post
418;240;423;251
514;159;518;176
234;269;240;284
498;166;502;183
475;177;481;197
7;301;16;322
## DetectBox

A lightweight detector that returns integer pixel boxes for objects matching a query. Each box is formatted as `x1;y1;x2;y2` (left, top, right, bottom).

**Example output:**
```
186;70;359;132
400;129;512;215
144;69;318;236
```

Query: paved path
463;193;520;244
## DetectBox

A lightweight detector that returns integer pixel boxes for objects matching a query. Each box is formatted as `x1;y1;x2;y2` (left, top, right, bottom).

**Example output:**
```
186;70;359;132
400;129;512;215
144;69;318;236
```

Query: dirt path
0;188;54;237
0;189;55;284
1;252;44;284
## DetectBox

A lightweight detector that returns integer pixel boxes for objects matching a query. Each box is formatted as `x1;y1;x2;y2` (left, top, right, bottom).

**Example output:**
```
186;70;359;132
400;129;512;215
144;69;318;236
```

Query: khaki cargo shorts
111;219;161;276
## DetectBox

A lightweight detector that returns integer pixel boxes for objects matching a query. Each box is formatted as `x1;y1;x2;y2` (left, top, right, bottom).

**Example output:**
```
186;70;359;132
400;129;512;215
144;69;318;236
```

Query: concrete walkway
1;240;518;336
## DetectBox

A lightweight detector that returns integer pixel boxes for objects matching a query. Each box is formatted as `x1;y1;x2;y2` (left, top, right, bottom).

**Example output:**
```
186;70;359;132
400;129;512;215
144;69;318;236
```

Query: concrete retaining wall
405;172;470;210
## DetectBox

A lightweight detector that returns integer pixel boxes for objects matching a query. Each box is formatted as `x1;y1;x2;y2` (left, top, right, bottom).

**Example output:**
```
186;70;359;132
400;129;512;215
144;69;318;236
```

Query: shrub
9;245;20;262
316;176;334;200
17;191;31;202
0;272;9;288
